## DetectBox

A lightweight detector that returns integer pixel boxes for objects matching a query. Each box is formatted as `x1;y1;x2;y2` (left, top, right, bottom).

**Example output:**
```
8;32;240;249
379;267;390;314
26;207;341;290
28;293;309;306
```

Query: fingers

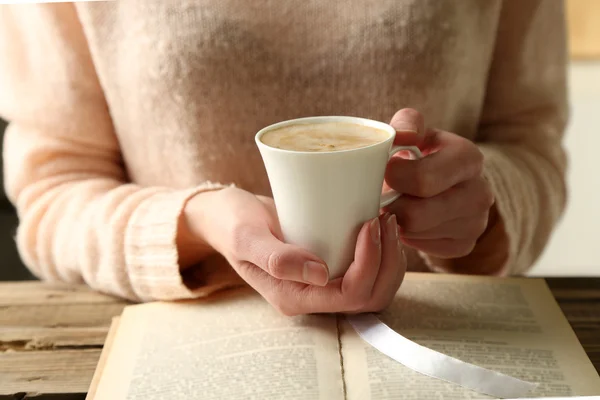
233;227;329;286
385;129;484;198
390;108;426;147
387;176;494;232
339;216;383;302
288;215;385;314
236;214;405;316
401;237;477;259
399;215;489;240
300;214;403;314
366;214;407;312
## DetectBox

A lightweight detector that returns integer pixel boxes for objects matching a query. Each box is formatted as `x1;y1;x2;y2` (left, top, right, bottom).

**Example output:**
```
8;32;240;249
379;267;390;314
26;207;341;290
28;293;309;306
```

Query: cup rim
255;116;395;155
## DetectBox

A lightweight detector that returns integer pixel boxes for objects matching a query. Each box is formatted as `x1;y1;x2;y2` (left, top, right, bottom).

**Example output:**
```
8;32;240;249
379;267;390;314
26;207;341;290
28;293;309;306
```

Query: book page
341;273;600;399
92;287;343;400
86;317;120;400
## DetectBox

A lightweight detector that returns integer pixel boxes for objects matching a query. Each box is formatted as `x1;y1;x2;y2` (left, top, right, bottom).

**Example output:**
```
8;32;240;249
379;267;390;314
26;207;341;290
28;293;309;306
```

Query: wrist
177;191;221;270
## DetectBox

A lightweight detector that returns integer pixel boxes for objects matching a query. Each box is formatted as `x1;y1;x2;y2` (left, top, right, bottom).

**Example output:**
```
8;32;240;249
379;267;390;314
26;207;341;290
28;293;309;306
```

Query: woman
0;1;567;314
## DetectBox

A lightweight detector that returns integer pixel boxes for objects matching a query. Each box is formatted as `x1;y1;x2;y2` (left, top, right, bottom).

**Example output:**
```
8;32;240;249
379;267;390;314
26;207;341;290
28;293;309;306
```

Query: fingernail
370;217;381;245
303;261;329;286
387;214;398;240
394;123;419;135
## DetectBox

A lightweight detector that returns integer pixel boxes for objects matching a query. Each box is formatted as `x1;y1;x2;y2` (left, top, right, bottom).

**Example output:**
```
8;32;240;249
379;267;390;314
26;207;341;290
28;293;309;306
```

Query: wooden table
1;278;599;399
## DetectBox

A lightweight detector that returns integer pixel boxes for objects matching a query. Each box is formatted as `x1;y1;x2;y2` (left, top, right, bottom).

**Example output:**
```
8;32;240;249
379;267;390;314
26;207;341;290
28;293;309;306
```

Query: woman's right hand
183;187;406;316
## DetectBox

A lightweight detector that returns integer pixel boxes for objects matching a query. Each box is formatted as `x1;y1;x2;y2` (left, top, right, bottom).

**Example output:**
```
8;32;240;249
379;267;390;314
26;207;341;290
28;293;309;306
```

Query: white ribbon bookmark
347;313;539;399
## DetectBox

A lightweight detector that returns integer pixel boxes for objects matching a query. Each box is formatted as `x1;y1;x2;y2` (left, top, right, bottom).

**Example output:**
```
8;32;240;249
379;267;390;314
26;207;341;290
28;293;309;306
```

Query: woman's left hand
385;108;496;259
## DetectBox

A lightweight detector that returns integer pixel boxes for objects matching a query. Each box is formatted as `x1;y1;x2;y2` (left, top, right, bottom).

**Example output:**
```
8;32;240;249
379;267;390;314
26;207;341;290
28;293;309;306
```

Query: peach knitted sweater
0;1;568;301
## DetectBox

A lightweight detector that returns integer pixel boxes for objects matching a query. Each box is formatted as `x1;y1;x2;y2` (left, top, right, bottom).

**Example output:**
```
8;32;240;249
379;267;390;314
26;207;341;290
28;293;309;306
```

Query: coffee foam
261;122;389;152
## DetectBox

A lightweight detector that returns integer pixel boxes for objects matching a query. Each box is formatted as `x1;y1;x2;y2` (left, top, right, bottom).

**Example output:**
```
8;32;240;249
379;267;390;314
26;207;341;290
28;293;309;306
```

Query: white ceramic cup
255;116;422;280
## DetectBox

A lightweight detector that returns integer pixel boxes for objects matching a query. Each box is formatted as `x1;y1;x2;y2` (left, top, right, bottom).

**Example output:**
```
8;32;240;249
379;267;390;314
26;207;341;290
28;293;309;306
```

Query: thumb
390;108;426;147
237;227;330;286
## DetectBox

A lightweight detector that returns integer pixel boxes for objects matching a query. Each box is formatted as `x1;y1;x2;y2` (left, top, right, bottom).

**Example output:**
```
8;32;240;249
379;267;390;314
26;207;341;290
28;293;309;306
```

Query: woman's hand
385;109;495;259
183;187;406;316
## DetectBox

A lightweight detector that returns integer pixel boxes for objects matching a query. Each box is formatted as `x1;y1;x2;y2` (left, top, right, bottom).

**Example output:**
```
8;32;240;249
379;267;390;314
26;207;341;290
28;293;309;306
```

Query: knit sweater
0;1;568;301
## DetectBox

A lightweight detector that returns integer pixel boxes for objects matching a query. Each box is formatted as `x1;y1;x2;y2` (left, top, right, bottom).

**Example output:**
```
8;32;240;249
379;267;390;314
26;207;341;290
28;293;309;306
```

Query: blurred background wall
530;0;600;276
0;0;598;280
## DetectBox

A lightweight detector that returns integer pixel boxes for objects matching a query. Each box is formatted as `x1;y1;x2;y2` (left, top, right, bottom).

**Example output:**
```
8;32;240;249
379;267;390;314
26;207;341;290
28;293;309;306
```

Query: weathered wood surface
0;278;599;400
0;282;130;400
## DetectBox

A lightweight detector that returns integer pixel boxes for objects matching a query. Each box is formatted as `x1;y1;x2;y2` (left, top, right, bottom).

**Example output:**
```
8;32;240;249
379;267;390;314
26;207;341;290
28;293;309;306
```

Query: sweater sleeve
0;4;237;301
421;0;569;276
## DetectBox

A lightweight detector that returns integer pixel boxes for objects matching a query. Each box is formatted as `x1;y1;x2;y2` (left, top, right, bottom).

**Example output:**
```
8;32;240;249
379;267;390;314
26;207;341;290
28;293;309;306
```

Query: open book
87;273;600;399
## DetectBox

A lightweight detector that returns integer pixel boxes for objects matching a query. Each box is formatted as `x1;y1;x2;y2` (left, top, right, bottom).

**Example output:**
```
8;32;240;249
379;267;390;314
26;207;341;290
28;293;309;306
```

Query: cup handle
379;145;423;208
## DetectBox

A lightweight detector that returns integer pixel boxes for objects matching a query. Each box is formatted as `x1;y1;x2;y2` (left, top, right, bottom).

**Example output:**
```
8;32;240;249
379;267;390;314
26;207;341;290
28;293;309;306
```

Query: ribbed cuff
125;182;234;301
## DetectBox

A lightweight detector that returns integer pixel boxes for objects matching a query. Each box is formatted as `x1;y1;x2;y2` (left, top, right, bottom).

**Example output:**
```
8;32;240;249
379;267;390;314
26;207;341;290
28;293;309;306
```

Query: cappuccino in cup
260;122;389;152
